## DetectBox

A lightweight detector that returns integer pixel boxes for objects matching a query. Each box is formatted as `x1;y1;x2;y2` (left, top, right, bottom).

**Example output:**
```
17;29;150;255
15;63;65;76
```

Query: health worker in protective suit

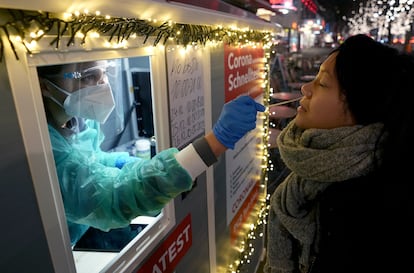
37;60;265;248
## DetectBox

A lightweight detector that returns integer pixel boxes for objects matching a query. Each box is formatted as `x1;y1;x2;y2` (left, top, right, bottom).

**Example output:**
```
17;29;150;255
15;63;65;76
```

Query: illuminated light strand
0;8;272;61
226;48;272;273
226;199;269;273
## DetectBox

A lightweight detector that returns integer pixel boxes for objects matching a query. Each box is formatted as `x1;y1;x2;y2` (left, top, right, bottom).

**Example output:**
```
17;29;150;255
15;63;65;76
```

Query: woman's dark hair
333;34;414;177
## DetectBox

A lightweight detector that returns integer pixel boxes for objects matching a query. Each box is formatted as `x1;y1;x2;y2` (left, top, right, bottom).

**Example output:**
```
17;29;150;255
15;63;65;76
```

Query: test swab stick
268;96;303;108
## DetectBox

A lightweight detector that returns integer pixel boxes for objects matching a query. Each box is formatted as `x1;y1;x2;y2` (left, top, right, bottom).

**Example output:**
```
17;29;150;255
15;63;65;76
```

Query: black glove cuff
192;136;218;167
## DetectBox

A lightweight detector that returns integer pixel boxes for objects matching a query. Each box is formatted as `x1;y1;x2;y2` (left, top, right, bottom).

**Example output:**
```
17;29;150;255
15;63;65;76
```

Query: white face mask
46;80;115;123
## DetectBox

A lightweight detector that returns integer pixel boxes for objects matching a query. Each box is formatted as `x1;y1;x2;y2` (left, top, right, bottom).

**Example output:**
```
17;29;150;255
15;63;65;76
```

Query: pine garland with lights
0;8;271;61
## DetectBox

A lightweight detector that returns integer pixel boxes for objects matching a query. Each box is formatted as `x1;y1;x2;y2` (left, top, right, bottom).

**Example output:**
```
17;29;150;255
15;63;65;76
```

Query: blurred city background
170;0;414;53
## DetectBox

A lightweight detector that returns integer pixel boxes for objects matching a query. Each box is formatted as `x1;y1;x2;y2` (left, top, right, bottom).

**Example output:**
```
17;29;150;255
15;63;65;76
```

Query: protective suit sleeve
174;143;208;180
72;119;133;168
48;125;193;232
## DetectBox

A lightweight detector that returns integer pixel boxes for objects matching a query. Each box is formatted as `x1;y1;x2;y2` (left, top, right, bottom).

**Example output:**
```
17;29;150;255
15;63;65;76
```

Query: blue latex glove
115;155;141;169
213;95;266;149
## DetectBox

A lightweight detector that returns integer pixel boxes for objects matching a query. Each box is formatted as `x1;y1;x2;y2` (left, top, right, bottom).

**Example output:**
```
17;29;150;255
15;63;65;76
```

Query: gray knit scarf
265;120;385;273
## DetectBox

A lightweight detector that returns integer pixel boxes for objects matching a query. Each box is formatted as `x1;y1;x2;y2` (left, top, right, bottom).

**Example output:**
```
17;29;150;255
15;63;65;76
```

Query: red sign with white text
224;44;265;102
136;214;192;273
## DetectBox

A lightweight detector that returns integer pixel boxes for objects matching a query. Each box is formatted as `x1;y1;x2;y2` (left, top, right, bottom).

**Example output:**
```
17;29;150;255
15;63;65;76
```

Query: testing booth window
33;53;175;273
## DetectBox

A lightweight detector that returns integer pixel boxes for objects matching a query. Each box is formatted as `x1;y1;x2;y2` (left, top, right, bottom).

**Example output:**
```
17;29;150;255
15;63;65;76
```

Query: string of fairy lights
0;7;276;273
227;49;273;273
0;8;272;61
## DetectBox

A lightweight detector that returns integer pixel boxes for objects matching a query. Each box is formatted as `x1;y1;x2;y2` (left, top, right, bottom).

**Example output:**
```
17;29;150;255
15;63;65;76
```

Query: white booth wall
0;51;56;273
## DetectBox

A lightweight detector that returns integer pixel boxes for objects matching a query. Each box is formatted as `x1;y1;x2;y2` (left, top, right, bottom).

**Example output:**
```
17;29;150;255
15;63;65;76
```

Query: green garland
0;8;272;61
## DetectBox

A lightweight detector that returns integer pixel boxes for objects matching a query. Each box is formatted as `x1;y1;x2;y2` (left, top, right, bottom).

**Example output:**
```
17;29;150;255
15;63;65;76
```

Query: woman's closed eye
313;77;327;87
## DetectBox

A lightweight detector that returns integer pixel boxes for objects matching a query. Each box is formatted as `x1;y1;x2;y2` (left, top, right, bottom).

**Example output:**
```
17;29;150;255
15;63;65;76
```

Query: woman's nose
301;82;312;97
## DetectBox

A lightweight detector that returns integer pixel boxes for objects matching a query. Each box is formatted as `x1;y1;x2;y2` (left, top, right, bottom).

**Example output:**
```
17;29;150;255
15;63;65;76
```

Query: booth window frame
4;39;175;273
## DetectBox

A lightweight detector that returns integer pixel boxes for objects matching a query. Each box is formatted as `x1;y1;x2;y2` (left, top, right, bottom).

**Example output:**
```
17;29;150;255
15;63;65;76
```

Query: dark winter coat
310;172;409;273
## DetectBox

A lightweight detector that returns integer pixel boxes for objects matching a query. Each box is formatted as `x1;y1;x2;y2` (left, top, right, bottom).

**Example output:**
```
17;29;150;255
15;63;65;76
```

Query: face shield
100;59;125;134
44;60;125;133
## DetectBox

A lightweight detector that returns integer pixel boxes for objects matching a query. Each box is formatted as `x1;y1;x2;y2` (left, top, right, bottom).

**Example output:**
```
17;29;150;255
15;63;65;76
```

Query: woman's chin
293;116;307;129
